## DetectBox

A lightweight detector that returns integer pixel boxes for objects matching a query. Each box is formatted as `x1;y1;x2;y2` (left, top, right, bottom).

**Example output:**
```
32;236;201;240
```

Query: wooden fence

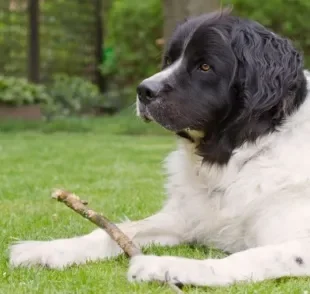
0;0;104;88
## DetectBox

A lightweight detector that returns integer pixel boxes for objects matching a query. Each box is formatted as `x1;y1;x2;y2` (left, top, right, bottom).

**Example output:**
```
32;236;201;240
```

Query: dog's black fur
138;10;307;164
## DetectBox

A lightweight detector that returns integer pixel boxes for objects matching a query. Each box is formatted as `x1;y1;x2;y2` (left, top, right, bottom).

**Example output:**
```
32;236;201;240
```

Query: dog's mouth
137;102;153;123
137;100;205;142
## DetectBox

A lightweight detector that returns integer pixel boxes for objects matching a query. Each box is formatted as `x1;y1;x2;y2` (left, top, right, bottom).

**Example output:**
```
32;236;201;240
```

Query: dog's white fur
9;71;310;287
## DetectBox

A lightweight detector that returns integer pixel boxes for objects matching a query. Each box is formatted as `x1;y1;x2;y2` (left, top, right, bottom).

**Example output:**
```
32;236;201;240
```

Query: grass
1;114;310;293
0;108;170;136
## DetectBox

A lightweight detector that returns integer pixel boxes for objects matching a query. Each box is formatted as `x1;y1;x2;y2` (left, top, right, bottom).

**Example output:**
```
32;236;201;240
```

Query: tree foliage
0;0;97;83
100;0;163;107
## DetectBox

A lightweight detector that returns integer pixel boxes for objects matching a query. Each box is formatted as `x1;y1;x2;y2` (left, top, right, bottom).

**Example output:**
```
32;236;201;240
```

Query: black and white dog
10;10;310;287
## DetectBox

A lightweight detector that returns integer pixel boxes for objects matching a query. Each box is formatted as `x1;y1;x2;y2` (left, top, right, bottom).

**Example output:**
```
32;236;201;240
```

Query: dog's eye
199;64;210;71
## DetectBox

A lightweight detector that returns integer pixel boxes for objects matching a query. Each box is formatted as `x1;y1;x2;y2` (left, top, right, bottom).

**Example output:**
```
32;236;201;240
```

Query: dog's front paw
10;230;123;269
128;255;227;287
10;240;82;269
128;255;200;285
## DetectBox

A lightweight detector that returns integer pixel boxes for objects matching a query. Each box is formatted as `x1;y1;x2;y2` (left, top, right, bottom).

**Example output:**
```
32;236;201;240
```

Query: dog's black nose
137;80;161;104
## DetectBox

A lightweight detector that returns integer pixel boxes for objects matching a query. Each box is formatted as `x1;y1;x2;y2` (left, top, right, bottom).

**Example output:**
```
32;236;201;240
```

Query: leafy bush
44;74;105;118
0;76;51;106
100;0;163;106
0;74;106;119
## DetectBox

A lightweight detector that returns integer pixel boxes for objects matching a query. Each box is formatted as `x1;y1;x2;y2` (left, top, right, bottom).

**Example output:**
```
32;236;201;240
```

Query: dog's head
136;10;307;164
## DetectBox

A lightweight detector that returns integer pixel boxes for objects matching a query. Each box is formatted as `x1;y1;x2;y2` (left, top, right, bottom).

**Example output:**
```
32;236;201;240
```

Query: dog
9;9;310;287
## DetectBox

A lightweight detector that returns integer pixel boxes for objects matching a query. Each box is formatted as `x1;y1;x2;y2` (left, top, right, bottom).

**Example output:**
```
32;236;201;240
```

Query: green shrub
0;74;107;119
44;74;105;118
0;75;51;106
100;0;163;107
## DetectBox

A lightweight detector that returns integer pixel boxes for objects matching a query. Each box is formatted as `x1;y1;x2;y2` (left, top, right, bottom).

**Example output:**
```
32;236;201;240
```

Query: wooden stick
51;188;184;294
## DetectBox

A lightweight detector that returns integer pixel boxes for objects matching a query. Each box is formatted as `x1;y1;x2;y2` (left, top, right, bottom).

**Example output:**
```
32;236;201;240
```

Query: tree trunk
163;0;187;46
187;0;220;17
94;0;105;91
163;0;220;44
28;0;40;83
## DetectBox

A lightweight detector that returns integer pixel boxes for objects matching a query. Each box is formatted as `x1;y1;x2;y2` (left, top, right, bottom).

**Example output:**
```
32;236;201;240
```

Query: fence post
28;0;40;83
94;0;105;91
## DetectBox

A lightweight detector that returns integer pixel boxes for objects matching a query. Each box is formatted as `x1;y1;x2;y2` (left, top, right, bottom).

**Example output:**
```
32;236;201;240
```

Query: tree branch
51;188;184;294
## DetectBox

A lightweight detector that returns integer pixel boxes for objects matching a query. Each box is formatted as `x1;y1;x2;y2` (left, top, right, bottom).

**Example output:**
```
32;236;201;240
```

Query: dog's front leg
128;238;310;286
10;211;185;269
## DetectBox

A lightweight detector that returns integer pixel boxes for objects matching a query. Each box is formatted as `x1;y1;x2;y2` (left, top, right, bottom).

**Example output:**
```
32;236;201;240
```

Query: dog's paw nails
128;255;163;282
128;255;185;284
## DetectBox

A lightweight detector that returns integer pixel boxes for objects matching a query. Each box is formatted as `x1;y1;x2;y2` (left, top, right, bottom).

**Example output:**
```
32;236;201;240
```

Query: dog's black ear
231;24;305;120
197;21;307;166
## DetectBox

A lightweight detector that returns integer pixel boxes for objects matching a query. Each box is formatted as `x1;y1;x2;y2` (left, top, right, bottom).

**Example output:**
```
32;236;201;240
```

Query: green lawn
1;116;310;293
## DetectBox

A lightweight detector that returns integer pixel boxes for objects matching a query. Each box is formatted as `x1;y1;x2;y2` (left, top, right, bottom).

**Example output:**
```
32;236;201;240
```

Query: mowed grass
1;115;310;293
